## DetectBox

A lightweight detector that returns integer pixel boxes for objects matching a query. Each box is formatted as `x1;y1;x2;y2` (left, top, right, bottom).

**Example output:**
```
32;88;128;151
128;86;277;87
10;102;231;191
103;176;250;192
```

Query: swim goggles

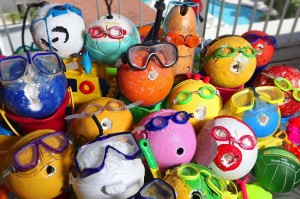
0;51;64;84
260;72;300;102
129;178;176;199
204;45;256;64
176;164;228;196
243;34;277;49
166;33;200;48
2;131;69;178
123;41;178;70
172;85;220;105
88;25;127;39
64;100;142;120
274;130;300;160
31;4;83;52
132;111;193;133
163;1;201;35
211;126;257;150
74;132;141;178
225;86;284;114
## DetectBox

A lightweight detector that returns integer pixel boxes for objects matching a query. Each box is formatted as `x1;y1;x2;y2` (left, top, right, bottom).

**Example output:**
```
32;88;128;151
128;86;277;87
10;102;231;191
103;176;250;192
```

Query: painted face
164;1;200;75
164;163;236;199
85;14;140;66
253;65;300;117
203;36;257;88
242;30;276;68
117;42;176;106
167;79;222;133
133;109;196;172
0;51;67;118
67;97;134;146
71;133;145;199
30;4;85;59
194;116;258;180
222;86;284;139
1;130;74;199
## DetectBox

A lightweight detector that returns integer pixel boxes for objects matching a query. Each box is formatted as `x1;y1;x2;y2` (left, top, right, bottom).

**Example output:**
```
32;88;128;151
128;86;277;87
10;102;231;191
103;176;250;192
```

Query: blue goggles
243;34;277;49
133;111;193;133
31;4;83;52
74;132;141;178
45;4;83;19
0;51;64;84
129;178;176;199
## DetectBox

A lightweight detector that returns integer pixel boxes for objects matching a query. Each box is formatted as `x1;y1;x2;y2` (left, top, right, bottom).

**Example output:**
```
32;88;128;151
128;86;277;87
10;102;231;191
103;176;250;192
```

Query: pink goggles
88;25;127;39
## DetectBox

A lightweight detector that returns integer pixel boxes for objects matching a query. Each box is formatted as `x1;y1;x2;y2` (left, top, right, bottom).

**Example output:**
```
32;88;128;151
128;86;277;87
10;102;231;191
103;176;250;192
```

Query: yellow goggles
227;86;284;114
261;72;300;102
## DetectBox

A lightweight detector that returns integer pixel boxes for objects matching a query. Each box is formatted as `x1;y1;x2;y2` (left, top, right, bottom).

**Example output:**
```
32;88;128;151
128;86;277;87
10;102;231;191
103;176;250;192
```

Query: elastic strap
0;109;21;137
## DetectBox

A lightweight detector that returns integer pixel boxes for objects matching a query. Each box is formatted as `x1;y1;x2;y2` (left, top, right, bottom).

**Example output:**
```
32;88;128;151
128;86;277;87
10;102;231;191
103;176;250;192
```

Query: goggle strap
132;126;146;134
2;165;15;178
126;100;144;109
260;72;275;79
64;113;85;120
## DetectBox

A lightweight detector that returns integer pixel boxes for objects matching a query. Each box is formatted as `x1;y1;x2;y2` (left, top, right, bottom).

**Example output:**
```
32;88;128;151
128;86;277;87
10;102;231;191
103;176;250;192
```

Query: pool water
143;0;263;26
208;0;263;25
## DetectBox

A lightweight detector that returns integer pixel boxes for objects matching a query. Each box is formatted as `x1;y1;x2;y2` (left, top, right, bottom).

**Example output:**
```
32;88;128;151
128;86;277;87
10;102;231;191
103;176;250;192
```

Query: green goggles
261;72;300;102
204;45;256;63
173;86;219;105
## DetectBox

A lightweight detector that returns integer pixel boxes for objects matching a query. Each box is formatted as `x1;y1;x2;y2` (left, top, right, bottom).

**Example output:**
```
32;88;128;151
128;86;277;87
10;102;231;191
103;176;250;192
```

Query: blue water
143;0;263;26
208;0;263;25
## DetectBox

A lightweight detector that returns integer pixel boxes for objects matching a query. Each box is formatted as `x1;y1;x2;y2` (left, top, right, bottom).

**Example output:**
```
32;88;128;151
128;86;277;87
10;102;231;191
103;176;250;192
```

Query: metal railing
0;0;299;55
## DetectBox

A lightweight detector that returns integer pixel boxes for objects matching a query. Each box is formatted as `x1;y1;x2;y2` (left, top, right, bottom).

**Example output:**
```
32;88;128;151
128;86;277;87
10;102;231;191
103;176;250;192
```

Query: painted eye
191;191;204;199
46;165;56;176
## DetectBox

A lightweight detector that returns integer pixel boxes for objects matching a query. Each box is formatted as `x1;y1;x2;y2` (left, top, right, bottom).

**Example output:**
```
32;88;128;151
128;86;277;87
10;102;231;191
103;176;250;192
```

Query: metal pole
96;0;101;18
288;6;300;42
276;0;290;37
233;0;242;35
263;0;274;32
139;0;143;27
0;5;14;55
199;0;209;38
248;0;258;31
118;0;122;15
216;0;225;38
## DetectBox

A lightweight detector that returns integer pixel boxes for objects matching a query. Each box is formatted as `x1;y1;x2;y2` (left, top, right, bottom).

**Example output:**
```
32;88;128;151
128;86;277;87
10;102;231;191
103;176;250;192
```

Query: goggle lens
88;26;105;38
0;57;26;81
274;77;293;91
140;179;175;199
212;126;229;141
14;144;37;171
41;133;69;153
293;88;300;102
33;53;61;74
240;135;256;150
76;133;140;178
127;43;177;70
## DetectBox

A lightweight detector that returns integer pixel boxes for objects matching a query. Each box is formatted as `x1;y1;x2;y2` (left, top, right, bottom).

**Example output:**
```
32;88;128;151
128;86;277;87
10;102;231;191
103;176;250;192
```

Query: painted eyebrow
52;26;69;43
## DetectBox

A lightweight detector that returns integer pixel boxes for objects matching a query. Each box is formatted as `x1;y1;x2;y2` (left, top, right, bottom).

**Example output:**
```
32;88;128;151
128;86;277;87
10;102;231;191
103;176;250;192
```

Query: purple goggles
74;132;141;178
243;34;277;49
13;131;69;172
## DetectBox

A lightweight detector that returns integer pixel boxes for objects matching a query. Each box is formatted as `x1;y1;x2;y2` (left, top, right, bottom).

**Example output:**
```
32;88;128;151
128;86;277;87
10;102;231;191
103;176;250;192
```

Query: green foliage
6;12;21;24
265;0;299;19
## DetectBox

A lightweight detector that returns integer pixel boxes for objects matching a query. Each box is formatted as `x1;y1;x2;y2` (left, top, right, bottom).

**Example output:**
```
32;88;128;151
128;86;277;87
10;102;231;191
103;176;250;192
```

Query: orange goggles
166;33;200;48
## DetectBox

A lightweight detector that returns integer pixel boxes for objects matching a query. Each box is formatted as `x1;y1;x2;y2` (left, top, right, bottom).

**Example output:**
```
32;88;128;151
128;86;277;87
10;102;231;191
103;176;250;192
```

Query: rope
105;0;113;19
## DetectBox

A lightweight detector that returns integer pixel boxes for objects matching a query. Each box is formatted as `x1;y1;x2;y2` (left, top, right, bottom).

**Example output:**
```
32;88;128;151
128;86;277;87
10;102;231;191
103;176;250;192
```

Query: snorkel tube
143;0;165;43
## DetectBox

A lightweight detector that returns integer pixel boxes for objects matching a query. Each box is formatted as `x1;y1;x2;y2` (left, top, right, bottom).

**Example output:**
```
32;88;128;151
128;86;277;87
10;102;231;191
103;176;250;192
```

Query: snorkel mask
2;130;74;199
0;51;67;118
222;86;284;139
71;132;145;199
